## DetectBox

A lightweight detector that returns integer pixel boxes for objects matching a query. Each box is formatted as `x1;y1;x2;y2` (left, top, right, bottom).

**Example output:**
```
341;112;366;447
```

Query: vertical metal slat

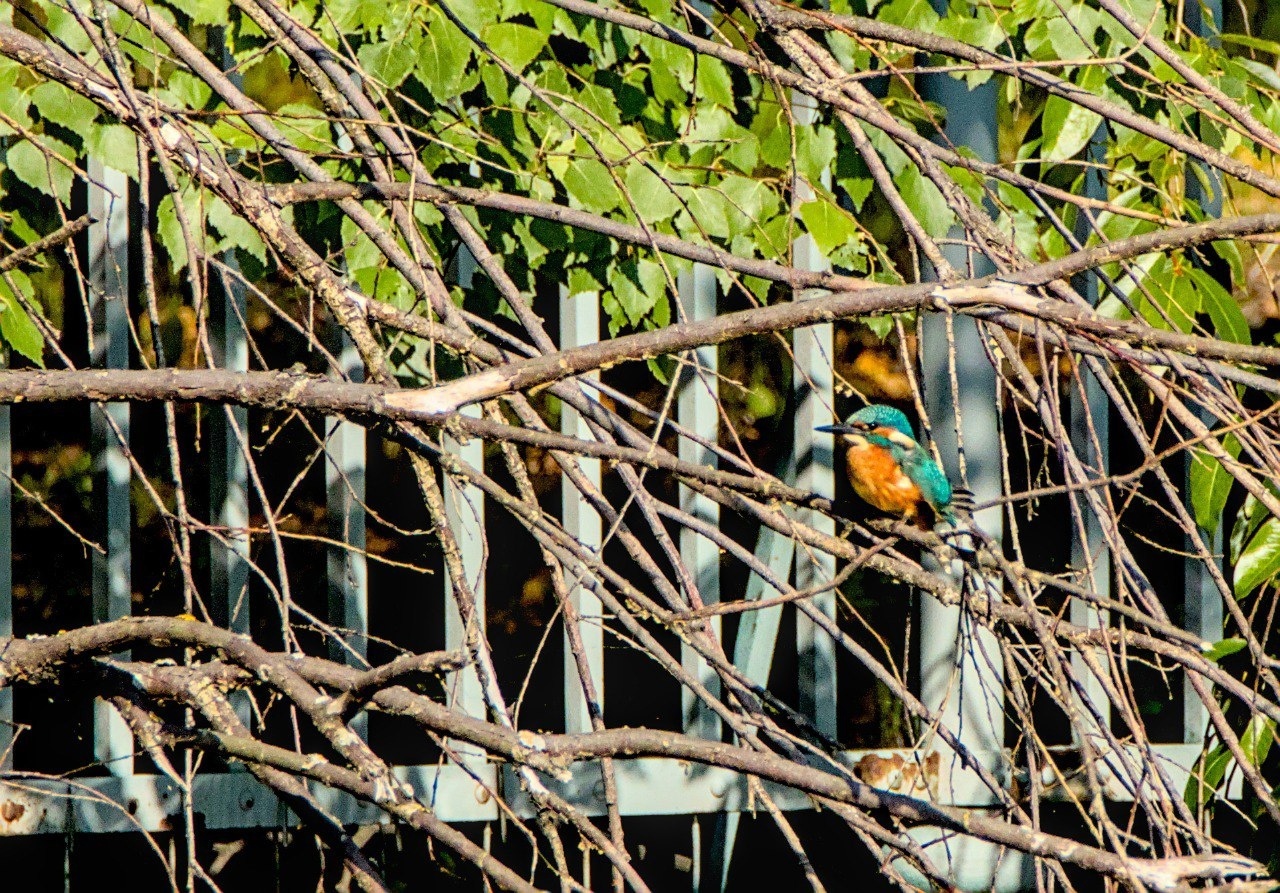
713;456;798;892
1183;0;1226;745
88;160;133;775
444;249;487;752
209;260;252;732
917;53;1021;892
208;30;253;736
326;329;368;738
560;287;605;735
790;90;838;740
1069;130;1113;744
678;263;721;740
919;58;1006;766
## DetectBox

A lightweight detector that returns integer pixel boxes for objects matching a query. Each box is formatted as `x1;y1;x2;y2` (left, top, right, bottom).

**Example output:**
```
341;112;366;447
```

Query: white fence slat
678;263;721;740
87;160;134;776
791;90;838;739
559;287;606;735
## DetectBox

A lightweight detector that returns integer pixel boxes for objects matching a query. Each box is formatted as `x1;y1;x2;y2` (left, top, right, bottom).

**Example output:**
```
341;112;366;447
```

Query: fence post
208;31;253;733
443;250;487;756
678;263;721;740
1069;130;1113;745
209;257;252;728
560;287;605;735
87;159;133;776
919;44;1005;763
790;90;838;742
918;39;1024;892
326;328;369;736
1183;0;1226;744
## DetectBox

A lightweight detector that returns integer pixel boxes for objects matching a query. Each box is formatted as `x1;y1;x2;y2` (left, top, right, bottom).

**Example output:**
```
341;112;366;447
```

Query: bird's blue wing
903;449;954;520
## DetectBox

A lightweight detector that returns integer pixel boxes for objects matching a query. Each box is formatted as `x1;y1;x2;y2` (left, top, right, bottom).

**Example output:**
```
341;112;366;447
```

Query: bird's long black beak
815;424;857;435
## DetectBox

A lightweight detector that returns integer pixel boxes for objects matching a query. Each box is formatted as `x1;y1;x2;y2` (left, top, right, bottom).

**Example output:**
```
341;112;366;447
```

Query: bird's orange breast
845;442;925;519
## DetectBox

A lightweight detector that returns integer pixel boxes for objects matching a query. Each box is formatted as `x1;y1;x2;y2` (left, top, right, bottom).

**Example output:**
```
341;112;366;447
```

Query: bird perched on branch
817;404;968;529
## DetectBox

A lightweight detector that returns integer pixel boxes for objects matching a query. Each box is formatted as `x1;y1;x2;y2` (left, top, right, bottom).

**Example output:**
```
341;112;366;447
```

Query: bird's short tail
935;488;979;558
949;487;976;520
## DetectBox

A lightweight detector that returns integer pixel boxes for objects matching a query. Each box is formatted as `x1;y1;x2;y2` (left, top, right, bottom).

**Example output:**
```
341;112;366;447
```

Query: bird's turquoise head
816;404;917;442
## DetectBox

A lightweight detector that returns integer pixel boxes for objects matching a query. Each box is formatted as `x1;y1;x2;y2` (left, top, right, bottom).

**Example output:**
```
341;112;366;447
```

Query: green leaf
796;126;837;187
450;0;501;32
1025;12;1098;60
865;123;916;175
273;103;332;153
30;83;100;134
484;22;546;74
163;0;230;26
1192;269;1250;345
696;57;735;109
562;159;621;215
687;106;756;173
721;174;781;236
357;40;417;88
84;125;140;183
1136;257;1199;333
1233;58;1280;94
415;8;473;99
625;164;682;222
0;300;43;367
894;165;955;239
575;83;623;128
936;5;1006;54
608;258;666;327
646;353;676;385
1201;638;1247;663
1235;517;1280;599
679;187;732;241
0;271;43;366
865;316;894;340
0;63;31;136
751;102;792;171
1231;492;1276;565
1241;716;1276;768
1220;32;1280;57
797;195;858;254
643;35;693;105
566;268;600;297
208;198;267;264
1190;432;1239;534
7;138;74;204
1185;743;1233;810
1213;241;1246;293
329;0;391;33
156;70;211;110
876;0;940;30
1041;95;1102;162
156;192;191;272
340;216;382;272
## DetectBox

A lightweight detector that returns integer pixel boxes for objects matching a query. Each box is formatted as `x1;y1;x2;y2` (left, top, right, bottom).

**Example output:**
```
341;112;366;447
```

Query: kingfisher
816;404;959;529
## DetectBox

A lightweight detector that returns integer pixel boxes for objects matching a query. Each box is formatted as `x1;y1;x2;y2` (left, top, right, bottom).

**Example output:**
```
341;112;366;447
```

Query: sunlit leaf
7;138;74;204
0;271;44;366
1200;638;1246;663
1190;432;1239;534
797;195;859;254
1235;517;1280;599
894;166;954;239
484;23;546;74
